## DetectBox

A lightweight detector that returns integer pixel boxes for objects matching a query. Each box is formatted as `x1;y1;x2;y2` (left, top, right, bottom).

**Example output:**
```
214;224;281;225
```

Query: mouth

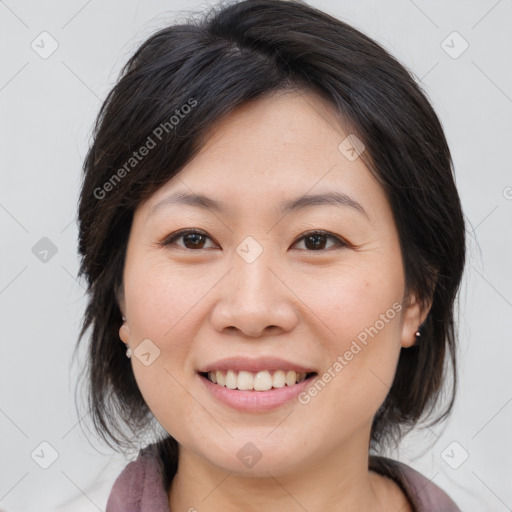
199;369;318;391
196;356;319;411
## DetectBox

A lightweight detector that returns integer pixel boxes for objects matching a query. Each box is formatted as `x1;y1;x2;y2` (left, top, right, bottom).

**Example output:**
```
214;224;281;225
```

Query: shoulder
370;456;461;512
106;445;170;512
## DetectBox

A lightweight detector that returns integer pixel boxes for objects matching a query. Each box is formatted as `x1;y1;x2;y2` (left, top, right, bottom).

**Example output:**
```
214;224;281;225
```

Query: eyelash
160;229;349;252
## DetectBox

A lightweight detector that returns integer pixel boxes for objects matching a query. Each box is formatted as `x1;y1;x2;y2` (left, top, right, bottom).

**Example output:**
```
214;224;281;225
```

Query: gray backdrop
1;0;511;510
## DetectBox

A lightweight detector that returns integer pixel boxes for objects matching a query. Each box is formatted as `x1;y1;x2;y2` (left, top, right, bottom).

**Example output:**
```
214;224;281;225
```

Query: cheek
301;260;403;351
131;359;201;444
124;256;222;439
297;262;404;422
124;258;211;353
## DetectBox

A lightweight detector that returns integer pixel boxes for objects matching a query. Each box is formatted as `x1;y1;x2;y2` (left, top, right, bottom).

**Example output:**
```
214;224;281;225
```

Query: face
119;90;425;476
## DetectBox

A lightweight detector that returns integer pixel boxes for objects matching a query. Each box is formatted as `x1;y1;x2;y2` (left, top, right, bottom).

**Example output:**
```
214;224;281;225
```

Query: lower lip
198;373;316;412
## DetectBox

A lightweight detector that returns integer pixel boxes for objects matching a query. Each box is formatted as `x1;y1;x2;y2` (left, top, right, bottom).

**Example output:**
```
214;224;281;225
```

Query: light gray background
1;0;511;510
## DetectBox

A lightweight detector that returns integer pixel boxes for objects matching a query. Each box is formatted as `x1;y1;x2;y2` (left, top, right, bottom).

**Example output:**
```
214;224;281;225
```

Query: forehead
140;90;386;224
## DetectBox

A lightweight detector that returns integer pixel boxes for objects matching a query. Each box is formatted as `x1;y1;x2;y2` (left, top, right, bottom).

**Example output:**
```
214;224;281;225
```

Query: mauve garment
106;444;462;512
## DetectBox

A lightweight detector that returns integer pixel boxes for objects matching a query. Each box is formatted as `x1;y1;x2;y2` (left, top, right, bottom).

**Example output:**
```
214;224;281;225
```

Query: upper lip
198;356;317;374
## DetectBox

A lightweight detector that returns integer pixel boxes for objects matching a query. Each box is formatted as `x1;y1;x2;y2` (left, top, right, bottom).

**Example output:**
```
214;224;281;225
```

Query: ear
119;321;130;344
116;282;126;315
400;290;432;348
116;283;130;344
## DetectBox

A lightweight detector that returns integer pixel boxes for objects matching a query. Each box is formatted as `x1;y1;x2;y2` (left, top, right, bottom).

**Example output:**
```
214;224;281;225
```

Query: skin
118;89;430;511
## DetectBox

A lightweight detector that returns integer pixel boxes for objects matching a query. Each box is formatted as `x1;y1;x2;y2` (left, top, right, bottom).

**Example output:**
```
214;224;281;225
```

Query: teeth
285;370;297;386
237;370;254;390
206;370;309;390
253;370;272;391
225;370;237;389
272;370;286;388
215;370;224;386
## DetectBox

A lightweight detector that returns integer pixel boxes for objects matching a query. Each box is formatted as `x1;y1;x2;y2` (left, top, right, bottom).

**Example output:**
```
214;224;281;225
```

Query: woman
76;0;466;510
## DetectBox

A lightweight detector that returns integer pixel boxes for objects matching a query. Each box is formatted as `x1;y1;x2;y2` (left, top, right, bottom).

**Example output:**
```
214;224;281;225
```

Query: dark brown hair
76;0;466;463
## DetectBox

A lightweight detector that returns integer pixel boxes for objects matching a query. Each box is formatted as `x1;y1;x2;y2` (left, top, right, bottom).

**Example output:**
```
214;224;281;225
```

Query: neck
168;432;403;512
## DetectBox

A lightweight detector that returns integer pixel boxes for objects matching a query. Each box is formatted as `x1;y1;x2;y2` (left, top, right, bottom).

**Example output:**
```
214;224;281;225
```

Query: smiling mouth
199;369;318;391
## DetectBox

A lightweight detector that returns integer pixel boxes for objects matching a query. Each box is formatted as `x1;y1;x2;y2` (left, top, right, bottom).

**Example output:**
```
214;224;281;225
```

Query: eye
161;229;348;252
292;230;348;251
161;229;217;250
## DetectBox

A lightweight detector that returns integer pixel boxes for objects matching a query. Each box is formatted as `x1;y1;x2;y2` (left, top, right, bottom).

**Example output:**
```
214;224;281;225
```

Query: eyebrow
150;191;369;219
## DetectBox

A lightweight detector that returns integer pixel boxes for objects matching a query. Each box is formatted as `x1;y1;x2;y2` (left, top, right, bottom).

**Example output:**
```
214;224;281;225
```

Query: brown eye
161;229;348;252
292;231;347;251
162;229;216;250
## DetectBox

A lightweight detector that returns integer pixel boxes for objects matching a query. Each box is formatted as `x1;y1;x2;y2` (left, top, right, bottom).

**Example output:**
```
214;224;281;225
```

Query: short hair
76;0;466;455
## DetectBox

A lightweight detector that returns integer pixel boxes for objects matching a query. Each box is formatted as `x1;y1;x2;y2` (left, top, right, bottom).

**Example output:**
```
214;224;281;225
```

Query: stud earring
122;315;126;322
126;345;132;358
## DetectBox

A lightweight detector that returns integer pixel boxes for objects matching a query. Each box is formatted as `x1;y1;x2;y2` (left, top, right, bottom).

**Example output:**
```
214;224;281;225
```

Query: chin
183;432;317;477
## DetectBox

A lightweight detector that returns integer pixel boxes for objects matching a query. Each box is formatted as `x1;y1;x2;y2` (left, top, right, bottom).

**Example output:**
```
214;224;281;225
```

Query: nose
209;248;299;338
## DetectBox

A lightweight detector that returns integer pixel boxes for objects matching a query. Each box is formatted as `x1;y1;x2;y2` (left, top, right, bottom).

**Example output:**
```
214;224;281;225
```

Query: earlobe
400;292;431;348
119;321;130;344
